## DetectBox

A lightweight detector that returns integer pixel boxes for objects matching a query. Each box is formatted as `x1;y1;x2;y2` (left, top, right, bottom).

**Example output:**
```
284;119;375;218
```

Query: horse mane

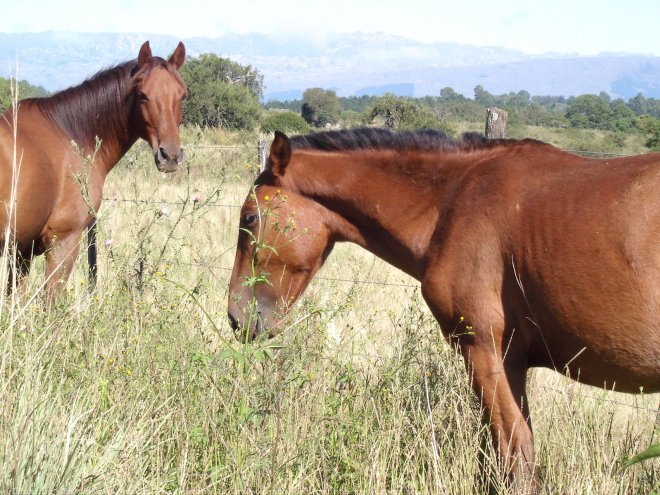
289;127;512;153
22;57;183;152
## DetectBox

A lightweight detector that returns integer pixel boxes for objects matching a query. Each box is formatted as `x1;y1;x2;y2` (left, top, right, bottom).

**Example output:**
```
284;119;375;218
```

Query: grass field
0;127;658;494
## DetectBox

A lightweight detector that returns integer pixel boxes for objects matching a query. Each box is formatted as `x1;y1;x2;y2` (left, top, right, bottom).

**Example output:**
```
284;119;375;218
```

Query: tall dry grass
0;128;657;494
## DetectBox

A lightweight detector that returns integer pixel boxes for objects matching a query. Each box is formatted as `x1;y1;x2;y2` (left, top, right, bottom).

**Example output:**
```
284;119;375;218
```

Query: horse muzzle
155;146;184;173
228;309;269;342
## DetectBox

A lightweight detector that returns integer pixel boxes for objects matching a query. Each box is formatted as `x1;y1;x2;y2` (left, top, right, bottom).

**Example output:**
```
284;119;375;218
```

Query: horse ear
168;42;186;70
138;41;153;67
268;131;292;176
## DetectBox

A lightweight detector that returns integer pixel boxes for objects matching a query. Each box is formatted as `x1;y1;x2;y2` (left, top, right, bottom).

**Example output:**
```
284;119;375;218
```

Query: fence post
485;107;508;139
257;139;267;173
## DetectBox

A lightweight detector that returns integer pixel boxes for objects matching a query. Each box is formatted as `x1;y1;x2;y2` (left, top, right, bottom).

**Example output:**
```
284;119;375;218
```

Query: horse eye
138;91;149;101
241;213;258;229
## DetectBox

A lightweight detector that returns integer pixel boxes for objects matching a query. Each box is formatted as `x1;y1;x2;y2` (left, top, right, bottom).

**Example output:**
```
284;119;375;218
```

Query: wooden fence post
485;107;508;139
258;139;267;173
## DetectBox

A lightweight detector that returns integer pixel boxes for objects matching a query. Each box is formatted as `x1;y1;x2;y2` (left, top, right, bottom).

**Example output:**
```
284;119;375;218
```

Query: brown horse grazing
0;41;187;299
228;129;660;491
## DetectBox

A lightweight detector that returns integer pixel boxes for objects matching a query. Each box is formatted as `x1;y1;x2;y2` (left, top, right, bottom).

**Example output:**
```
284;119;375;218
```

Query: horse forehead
140;65;185;94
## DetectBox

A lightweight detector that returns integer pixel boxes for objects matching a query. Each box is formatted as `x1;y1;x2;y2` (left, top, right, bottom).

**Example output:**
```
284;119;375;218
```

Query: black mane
289;127;499;153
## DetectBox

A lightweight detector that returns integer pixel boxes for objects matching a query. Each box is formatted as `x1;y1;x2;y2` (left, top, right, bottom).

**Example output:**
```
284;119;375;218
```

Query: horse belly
0;121;58;250
524;229;659;392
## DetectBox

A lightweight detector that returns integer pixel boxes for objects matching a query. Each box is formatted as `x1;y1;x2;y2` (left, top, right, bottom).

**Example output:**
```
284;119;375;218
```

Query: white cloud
1;0;658;56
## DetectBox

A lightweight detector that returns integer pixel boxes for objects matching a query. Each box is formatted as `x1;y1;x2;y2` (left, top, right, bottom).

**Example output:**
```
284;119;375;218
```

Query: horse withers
228;129;659;491
0;41;187;300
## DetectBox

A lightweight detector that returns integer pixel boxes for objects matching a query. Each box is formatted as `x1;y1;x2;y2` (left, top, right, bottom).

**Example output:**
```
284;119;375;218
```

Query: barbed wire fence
93;140;636;289
85;140;660;416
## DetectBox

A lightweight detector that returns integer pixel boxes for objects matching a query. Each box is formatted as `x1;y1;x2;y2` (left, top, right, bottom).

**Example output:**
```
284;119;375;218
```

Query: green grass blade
623;443;660;469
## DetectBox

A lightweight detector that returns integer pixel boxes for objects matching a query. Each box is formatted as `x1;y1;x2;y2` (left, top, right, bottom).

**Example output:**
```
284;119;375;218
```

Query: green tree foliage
265;84;660;150
179;54;264;130
638;115;660;150
301;88;341;127
364;93;454;133
609;98;637;131
265;98;303;113
364;93;418;129
474;85;497;107
566;94;614;129
339;95;378;113
0;77;49;112
260;111;310;135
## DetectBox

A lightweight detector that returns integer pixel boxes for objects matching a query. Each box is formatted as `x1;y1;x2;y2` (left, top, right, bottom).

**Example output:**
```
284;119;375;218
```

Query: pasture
0;127;657;494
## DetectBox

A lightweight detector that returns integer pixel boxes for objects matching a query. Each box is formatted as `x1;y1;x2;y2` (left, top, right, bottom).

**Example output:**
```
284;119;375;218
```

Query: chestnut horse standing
228;129;659;491
0;41;187;299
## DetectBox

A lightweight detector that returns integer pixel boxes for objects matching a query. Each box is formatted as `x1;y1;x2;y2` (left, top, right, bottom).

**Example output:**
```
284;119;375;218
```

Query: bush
260;111;310;135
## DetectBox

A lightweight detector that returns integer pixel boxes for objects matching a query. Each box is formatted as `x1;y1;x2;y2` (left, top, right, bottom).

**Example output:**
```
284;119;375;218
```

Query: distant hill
0;31;659;100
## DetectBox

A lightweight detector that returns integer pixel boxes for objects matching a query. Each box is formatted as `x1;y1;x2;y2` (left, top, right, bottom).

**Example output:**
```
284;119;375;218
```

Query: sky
2;0;659;56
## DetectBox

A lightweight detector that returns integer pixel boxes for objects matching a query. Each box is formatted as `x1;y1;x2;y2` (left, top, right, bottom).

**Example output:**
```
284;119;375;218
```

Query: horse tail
87;218;97;288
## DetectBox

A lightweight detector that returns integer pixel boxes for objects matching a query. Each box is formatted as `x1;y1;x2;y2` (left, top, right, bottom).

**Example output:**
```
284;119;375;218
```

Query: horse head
227;133;340;340
131;41;187;173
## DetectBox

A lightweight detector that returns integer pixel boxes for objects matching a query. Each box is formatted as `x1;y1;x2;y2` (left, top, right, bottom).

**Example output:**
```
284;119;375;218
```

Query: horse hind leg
6;247;32;298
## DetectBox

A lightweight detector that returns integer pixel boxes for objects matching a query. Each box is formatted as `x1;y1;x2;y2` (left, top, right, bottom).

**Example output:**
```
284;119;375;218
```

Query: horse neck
33;62;138;176
285;149;465;280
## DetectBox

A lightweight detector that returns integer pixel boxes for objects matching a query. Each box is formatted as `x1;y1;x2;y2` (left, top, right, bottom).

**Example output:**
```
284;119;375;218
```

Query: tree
474;85;496;107
566;94;613;129
301;88;340;127
439;87;465;102
260;111;310;135
0;77;49;112
637;115;660;150
609;98;636;131
364;93;454;133
179;54;264;129
364;93;417;129
627;93;647;115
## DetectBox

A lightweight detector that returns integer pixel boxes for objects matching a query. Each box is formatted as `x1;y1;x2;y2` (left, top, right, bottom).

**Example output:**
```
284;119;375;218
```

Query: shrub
260;111;310;135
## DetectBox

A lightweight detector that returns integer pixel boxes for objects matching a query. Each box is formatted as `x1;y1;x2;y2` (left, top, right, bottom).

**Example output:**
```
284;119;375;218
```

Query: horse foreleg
44;233;81;304
464;343;537;494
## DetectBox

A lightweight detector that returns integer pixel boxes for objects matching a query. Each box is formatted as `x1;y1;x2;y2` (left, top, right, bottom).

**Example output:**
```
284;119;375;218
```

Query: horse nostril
159;147;170;161
176;147;184;164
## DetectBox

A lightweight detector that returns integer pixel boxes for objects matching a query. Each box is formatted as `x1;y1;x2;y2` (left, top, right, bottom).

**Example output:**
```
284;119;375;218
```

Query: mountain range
1;31;659;101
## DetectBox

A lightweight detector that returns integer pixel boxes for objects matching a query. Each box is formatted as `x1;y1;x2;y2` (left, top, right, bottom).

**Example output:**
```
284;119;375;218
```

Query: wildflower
459;316;464;322
160;206;170;217
264;195;270;201
193;194;201;203
105;239;113;247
